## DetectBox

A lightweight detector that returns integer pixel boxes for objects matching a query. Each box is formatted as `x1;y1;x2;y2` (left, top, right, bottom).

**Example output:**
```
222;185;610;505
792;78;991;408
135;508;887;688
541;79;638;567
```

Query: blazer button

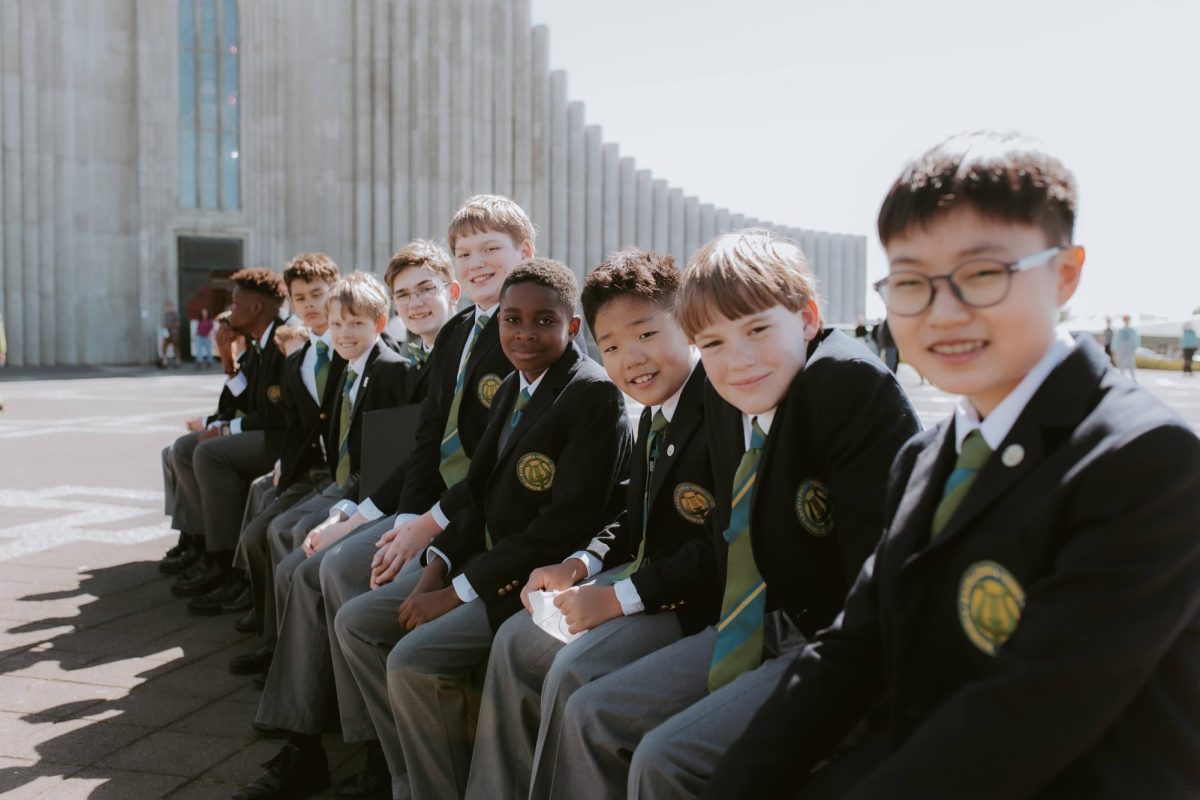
320;412;328;420
498;587;507;597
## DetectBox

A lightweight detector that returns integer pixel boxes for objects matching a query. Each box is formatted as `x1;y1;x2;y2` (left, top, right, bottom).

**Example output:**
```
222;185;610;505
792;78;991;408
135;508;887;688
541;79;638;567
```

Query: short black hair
500;258;578;315
230;267;287;304
580;248;679;331
877;131;1077;248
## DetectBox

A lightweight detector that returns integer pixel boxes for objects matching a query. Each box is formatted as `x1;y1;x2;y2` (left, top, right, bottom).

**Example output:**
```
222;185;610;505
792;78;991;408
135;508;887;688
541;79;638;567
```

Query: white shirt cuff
613;578;645;616
451;572;479;602
429;502;450;530
207;420;222;431
568;551;604;580
330;500;358;520
226;372;248;397
428;546;452;574
358;498;384;522
228;418;243;435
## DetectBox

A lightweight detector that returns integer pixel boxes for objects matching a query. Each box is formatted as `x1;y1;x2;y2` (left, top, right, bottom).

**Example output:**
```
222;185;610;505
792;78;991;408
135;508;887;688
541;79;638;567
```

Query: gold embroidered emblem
517;452;555;492
267;385;283;404
795;479;833;537
477;373;502;409
958;561;1025;656
673;483;715;525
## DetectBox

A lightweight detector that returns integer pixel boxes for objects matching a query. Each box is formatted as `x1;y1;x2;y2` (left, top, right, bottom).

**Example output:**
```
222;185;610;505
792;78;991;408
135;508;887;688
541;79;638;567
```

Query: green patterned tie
509;386;532;429
610;409;670;582
930;429;992;540
406;340;428;367
335;367;357;487
708;418;767;692
314;340;331;400
439;313;489;487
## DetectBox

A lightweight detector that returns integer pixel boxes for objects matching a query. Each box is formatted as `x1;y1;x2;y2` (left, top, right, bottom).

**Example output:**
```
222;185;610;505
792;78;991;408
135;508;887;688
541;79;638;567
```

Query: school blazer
233;317;291;451
706;335;1200;799
322;341;412;503
205;350;249;427
427;345;633;630
703;328;921;640
589;362;722;635
371;307;515;517
277;340;348;492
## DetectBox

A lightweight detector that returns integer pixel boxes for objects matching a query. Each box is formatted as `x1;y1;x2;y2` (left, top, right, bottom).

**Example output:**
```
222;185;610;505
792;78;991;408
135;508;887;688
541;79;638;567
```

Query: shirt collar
519;369;548;397
310;329;333;349
475;303;499;324
258;323;275;351
741;407;777;450
651;349;702;425
954;329;1075;453
346;340;378;379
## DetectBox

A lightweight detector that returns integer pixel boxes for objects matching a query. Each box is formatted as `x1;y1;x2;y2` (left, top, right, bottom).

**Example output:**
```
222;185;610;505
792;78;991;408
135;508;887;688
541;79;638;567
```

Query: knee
561;681;604;740
193;440;222;474
296;555;322;593
630;722;673;778
333;599;362;648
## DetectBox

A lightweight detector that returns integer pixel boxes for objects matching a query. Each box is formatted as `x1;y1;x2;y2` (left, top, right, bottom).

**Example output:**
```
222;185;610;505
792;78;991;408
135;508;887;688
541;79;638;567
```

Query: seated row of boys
161;130;1199;800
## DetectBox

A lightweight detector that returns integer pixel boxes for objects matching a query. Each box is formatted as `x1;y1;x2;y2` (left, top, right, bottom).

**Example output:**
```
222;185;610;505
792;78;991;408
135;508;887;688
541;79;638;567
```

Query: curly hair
282;253;339;289
581;248;679;331
230;267;287;303
500;258;578;315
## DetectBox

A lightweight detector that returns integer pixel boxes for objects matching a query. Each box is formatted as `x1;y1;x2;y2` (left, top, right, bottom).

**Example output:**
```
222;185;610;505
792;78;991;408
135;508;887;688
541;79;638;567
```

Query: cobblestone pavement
0;363;1196;798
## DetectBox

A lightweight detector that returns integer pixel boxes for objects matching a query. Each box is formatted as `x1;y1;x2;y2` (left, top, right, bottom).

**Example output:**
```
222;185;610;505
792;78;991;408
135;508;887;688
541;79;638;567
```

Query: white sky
530;0;1200;322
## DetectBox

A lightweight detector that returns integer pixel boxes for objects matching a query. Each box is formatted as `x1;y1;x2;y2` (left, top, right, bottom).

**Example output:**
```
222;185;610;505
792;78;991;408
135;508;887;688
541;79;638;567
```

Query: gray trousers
540;612;804;800
232;472;280;571
161;444;182;528
170;431;204;537
268;480;344;633
466;569;683;800
255;518;390;736
192;430;275;553
240;479;315;638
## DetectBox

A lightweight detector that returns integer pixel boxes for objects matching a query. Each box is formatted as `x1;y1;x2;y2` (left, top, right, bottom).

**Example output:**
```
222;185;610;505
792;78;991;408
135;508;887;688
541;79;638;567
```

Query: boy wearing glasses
705;132;1200;799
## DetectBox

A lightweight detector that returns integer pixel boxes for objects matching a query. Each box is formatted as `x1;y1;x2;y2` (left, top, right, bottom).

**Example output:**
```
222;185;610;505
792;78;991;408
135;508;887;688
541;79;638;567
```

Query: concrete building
0;0;866;366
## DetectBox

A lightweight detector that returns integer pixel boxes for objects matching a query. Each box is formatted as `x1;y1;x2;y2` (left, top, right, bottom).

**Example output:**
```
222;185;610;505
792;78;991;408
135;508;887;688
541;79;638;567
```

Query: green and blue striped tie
406;340;428;367
439;313;489;487
930;429;992;540
314;340;331;400
509;386;532;429
335;367;357;487
708;418;767;692
610;409;669;582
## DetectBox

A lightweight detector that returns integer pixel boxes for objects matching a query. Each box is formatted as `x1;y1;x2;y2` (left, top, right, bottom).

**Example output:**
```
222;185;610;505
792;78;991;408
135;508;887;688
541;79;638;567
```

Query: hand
272;460;281;487
185;417;204;432
554;585;623;634
369;514;441;588
196;427;221;443
398;586;462;630
521;559;586;612
303;514;354;557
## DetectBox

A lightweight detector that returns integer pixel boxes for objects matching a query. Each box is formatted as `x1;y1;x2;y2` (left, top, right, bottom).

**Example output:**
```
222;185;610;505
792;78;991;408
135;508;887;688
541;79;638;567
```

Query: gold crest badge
477;373;502;409
267;384;283;404
795;479;834;537
517;452;555;492
958;560;1025;656
673;483;715;525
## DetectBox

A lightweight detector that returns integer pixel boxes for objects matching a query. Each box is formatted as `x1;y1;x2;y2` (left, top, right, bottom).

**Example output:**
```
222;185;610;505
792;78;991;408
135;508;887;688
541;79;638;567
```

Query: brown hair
273;324;310;351
877;130;1077;247
384;240;454;290
675;229;817;338
326;272;390;320
282;252;339;289
581;248;679;331
500;258;578;315
447;194;536;253
230;267;287;303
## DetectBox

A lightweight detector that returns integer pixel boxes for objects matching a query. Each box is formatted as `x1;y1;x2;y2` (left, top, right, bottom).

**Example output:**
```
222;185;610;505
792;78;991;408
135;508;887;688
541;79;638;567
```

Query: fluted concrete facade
0;0;865;367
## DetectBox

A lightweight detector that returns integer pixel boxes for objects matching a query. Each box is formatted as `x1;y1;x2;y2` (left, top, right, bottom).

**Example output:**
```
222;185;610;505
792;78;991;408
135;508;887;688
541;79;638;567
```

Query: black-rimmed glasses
874;246;1063;316
393;283;446;308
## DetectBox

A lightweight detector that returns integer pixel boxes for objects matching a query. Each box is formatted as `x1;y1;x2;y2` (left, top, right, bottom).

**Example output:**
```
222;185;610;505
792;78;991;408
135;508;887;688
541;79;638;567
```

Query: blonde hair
273;324;311;352
384;240;454;289
447;194;536;253
326;272;390;320
675;228;818;338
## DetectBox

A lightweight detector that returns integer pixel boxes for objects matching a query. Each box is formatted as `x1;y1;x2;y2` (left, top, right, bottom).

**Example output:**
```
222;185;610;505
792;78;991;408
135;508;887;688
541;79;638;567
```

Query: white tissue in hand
528;589;586;644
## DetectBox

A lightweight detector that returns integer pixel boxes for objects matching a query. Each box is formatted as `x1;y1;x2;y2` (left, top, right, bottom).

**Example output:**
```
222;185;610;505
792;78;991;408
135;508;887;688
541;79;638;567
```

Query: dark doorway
177;236;243;362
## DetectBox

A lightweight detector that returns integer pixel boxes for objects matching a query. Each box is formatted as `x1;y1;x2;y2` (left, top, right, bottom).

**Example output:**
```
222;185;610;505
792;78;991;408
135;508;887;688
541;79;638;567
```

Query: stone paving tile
77;687;212;730
91;603;197;640
37;767;189;799
10;626;157;659
143;660;256;700
99;729;245;778
0;711;153;765
167;696;262;742
0;674;122;717
0;755;84;800
163;778;241;799
0;648;176;690
0;563;86;588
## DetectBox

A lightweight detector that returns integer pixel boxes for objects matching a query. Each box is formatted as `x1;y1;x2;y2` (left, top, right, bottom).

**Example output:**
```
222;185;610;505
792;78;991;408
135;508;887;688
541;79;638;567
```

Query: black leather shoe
252;718;287;738
334;741;390;799
159;545;202;575
230;643;275;675
235;610;257;634
171;560;224;597
187;575;251;616
231;739;330;799
221;583;254;614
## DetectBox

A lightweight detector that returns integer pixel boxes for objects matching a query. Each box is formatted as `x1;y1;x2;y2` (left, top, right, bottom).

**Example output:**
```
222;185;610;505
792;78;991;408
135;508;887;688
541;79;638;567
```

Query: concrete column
729;213;745;231
854;235;868;322
471;0;493;195
37;0;56;364
652;178;668;254
683;195;700;264
842;234;859;325
0;0;7;360
714;207;730;235
667;188;684;266
372;0;391;268
635;169;652;250
601;142;620;263
352;0;370;263
815;233;835;322
548;70;567;261
619;156;636;247
699;202;715;245
584;124;602;276
511;0;532;211
530;25;550;247
431;0;452;237
567;101;585;275
408;0;430;238
21;0;40;364
391;0;410;246
491;0;512;198
450;5;472;218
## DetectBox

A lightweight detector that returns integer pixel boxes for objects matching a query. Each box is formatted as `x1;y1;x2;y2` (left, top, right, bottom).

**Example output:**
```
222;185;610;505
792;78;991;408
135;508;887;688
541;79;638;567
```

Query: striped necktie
509;386;532;429
610;409;670;582
439;313;489;487
708;418;767;692
930;429;992;540
335;367;358;487
314;340;331;400
406;340;428;367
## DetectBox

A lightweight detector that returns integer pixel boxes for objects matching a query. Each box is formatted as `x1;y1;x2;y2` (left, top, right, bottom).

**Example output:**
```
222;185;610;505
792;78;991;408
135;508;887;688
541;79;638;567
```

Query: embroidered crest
266;384;283;404
673;483;715;525
477;373;502;409
795;479;833;537
517;452;555;492
958;560;1025;656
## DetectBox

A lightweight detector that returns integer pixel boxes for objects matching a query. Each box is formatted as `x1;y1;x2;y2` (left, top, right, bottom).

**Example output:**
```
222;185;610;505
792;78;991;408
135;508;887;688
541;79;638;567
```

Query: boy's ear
800;297;822;341
447;280;462;304
567;315;582;339
374;313;389;334
519;239;534;260
1055;245;1085;306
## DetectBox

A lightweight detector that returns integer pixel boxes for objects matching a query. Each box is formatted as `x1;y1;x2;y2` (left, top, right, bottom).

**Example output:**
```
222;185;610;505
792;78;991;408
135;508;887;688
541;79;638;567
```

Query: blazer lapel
494;347;580;465
628;406;653;531
462;313;499;388
347;343;383;425
646;365;705;511
893;422;958;563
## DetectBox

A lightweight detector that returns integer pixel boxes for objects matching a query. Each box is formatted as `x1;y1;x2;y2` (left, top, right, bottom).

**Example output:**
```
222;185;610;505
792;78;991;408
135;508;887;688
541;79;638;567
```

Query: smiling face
884;207;1083;417
499;282;580;382
327;299;387;363
693;301;820;416
453;229;533;309
391;265;459;346
288;277;334;334
593;296;693;407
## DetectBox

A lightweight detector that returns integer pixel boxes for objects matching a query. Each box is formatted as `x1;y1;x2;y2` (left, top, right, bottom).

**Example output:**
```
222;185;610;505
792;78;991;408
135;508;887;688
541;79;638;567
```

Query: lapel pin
1001;444;1024;467
666;444;675;457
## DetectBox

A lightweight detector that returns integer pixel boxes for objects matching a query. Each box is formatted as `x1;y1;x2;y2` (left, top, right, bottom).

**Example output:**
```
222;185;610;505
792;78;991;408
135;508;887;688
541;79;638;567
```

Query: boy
466;248;718;800
706;133;1200;798
334;259;632;800
540;229;920;799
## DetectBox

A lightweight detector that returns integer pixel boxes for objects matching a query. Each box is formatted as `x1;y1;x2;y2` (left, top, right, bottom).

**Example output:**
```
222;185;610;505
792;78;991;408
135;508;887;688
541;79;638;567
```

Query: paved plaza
0;363;1197;798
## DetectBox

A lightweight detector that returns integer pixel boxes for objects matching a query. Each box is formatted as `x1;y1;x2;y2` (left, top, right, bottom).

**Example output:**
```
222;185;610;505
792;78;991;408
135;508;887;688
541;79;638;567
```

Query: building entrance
177;236;243;362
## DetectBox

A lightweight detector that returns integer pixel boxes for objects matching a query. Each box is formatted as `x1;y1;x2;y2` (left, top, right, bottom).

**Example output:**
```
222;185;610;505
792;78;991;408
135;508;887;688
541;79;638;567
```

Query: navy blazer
277;338;348;492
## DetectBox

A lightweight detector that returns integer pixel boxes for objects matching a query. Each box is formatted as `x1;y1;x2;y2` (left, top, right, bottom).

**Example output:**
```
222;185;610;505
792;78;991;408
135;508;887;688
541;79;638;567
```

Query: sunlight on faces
453;230;533;309
693;301;820;416
288;277;333;333
227;285;261;333
327;298;387;362
499;282;580;382
884;208;1083;417
593;296;693;408
391;266;459;345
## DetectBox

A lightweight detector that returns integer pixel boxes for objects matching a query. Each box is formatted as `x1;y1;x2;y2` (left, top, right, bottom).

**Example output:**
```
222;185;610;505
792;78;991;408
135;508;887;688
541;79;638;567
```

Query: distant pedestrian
161;301;181;368
0;311;6;367
193;309;214;368
877;318;900;373
1102;317;1114;365
1112;314;1139;382
854;316;868;340
1180;322;1197;376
